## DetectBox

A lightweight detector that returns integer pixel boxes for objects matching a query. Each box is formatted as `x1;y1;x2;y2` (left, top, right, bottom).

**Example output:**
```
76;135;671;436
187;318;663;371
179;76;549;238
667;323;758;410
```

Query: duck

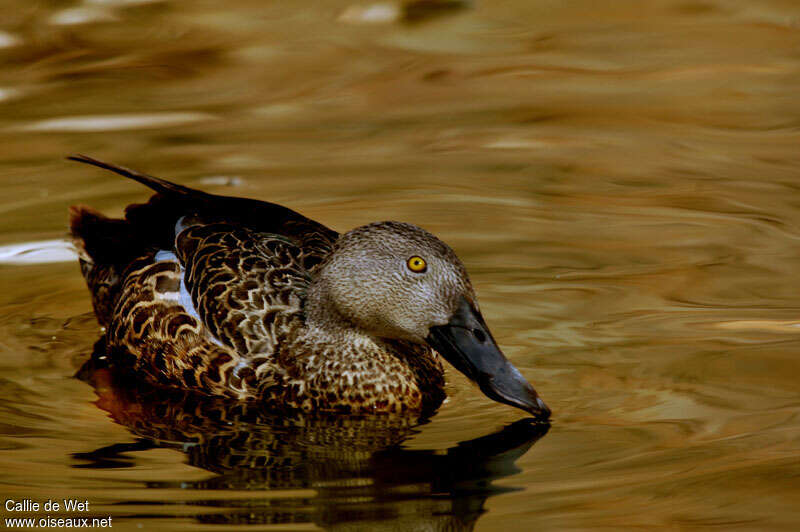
68;155;550;419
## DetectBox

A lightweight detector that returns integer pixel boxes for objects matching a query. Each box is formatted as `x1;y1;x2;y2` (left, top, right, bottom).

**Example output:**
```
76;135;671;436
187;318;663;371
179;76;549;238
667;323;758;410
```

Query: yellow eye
406;256;427;273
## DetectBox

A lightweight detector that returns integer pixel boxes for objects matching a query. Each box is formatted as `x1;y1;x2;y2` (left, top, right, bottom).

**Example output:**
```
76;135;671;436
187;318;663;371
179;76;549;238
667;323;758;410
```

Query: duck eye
406;256;427;273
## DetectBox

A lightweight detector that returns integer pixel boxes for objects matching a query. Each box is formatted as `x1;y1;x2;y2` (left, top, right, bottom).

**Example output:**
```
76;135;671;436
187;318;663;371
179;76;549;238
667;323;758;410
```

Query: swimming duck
68;155;550;418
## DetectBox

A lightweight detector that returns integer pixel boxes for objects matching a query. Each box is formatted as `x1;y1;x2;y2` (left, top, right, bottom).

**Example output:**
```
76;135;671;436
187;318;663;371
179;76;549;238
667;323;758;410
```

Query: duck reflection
74;352;548;530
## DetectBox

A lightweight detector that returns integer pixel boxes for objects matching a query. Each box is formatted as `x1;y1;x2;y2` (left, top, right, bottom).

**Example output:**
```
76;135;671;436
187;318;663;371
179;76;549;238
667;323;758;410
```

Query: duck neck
304;277;375;344
297;279;445;414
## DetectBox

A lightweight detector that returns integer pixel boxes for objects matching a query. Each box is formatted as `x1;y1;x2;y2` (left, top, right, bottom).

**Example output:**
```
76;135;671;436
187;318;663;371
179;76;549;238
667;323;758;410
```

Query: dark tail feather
69;154;214;254
67;154;202;197
69;204;141;265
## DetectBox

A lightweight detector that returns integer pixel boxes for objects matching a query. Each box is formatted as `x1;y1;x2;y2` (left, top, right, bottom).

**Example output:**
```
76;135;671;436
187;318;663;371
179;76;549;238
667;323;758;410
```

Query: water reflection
74;346;548;529
3;0;799;527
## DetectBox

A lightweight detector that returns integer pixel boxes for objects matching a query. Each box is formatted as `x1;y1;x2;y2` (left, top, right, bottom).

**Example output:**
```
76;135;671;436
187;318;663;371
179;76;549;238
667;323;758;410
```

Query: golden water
1;1;800;530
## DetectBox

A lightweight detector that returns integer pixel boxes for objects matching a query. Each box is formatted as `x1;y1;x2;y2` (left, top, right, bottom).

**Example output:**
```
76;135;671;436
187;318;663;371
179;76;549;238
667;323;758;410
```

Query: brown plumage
69;155;550;418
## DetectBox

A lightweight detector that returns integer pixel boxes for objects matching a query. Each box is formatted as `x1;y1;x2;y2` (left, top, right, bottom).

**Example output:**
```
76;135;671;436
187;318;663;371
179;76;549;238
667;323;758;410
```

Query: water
1;0;800;530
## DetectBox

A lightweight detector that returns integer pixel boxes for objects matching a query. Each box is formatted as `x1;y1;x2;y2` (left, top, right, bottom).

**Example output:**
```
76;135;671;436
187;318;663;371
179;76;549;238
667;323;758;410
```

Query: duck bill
425;297;550;419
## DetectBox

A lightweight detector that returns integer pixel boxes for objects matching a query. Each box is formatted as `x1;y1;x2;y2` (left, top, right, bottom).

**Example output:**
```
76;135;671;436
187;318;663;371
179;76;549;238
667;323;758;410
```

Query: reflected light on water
0;0;800;530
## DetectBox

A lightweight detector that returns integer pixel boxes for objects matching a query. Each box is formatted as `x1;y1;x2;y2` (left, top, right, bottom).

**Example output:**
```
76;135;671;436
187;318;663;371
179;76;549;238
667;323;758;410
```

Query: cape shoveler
68;155;550;418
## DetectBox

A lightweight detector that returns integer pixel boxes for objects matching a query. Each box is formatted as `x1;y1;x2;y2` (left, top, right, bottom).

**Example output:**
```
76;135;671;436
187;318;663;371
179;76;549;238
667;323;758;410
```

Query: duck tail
68;154;210;256
69;205;140;325
67;154;202;197
69;205;140;265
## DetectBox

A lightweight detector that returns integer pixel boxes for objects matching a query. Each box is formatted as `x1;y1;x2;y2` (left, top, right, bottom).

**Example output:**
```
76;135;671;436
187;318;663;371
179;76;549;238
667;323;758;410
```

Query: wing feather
175;223;319;358
69;157;340;400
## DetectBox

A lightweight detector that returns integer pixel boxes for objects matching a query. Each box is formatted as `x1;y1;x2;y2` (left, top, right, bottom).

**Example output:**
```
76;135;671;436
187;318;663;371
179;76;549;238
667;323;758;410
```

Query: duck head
311;221;550;419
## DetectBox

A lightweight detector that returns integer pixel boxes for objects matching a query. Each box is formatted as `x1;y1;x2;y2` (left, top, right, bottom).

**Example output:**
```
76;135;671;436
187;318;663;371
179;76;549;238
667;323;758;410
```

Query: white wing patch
154;249;178;263
153;249;225;348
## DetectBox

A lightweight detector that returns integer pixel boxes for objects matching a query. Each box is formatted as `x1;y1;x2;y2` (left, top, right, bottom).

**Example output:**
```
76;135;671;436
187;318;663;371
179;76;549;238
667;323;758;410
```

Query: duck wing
174;222;316;357
69;156;339;386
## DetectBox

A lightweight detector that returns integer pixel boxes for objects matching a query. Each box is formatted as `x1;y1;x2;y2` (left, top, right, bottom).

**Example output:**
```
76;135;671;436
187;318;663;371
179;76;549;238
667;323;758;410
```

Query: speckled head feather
308;221;476;342
67;155;550;419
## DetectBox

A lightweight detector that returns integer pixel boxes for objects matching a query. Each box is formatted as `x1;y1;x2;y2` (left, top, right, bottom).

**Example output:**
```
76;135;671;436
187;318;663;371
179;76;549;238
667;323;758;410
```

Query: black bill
426;297;550;419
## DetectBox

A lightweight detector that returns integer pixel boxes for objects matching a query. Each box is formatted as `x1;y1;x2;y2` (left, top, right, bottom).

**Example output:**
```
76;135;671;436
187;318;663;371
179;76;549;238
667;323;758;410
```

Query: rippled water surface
2;1;800;530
